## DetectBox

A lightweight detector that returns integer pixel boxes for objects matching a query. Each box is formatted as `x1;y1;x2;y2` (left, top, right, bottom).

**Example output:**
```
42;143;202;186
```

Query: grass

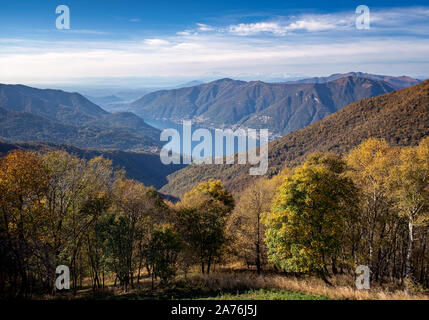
49;269;429;301
200;288;331;300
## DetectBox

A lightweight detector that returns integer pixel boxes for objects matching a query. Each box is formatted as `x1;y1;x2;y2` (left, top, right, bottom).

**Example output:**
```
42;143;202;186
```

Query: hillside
160;79;429;198
0;140;185;190
130;76;396;136
0;84;160;150
286;72;420;89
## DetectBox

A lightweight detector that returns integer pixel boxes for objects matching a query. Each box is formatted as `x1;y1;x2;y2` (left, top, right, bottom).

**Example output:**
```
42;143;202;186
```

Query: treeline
0;137;428;298
230;137;429;289
0;149;234;298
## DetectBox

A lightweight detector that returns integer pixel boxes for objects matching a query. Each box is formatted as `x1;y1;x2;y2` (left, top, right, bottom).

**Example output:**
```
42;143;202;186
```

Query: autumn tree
227;171;287;274
388;137;429;282
99;179;169;290
264;154;356;283
345;139;401;280
176;179;234;274
0;150;50;298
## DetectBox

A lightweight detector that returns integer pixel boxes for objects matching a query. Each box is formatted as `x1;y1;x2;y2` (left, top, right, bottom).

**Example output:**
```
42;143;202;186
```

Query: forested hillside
0;84;160;151
161;80;429;198
131;76;396;136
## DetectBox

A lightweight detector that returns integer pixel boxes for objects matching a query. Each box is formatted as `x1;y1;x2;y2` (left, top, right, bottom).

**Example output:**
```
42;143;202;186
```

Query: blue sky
0;0;428;87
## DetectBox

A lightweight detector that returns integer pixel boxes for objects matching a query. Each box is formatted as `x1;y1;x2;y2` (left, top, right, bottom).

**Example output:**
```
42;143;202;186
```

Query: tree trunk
405;217;413;279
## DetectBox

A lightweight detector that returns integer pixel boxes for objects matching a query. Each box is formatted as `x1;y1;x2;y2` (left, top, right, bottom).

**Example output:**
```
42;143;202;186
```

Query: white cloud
197;23;214;32
285;20;338;32
177;30;192;36
143;38;170;46
226;14;352;36
0;7;428;84
228;22;288;36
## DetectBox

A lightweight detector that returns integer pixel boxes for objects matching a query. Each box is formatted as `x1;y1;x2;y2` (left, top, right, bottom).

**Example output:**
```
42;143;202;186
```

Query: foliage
176;179;234;274
145;225;181;284
227;170;288;273
264;154;357;279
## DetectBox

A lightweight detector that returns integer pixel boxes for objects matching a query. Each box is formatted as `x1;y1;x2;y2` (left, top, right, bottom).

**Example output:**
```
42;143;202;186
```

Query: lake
144;119;261;159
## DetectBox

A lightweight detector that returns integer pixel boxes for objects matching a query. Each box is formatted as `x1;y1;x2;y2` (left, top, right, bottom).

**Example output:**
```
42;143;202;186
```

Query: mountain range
285;72;420;89
0;84;160;151
0;73;425;193
129;73;415;136
160;79;429;198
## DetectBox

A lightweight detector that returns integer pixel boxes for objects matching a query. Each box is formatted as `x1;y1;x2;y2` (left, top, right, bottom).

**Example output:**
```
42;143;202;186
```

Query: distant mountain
160;79;429;198
130;76;396;136
287;72;421;89
85;94;124;107
173;80;205;88
0;84;160;151
0;106;160;150
0;84;107;125
0;140;185;191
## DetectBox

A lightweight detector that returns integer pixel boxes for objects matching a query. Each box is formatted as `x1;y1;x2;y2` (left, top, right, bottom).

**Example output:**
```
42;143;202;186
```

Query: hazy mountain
85;94;123;105
130;76;396;136
0;83;161;150
160;79;429;198
173;80;205;88
0;106;160;151
287;72;421;89
0;140;185;191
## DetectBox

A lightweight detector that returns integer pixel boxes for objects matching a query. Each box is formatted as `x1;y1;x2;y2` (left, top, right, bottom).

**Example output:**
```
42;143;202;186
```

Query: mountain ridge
130;75;398;136
0;83;161;151
285;72;421;89
160;79;429;198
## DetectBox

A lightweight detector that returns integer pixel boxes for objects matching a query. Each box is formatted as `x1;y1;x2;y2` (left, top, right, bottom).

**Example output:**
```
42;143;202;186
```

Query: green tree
145;224;181;286
264;154;356;283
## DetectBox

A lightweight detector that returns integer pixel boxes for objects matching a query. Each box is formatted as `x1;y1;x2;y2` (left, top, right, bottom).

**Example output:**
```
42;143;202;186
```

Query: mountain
0;84;108;125
0;140;185;191
130;76;396;136
160;79;429;198
287;72;421;89
85;94;124;108
173;80;205;88
0;84;160;150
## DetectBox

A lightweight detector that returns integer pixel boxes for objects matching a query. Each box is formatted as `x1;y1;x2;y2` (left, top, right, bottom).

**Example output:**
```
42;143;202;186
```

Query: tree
145;224;181;286
176;179;234;274
227;171;287;274
0;150;50;298
345;138;400;280
100;179;169;290
389;137;429;281
264;154;356;283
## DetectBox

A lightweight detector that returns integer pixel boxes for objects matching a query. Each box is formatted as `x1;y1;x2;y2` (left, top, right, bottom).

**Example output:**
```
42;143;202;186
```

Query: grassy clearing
200;288;331;300
50;271;429;301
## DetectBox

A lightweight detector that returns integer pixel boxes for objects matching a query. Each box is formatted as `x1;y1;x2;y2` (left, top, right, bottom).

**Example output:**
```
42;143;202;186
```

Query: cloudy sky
0;0;428;87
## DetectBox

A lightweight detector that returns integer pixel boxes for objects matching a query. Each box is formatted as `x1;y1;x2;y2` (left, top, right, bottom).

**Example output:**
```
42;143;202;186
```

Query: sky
0;0;428;87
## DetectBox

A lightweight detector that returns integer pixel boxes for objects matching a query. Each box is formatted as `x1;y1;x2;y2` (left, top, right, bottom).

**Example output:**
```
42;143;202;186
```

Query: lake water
144;119;261;158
